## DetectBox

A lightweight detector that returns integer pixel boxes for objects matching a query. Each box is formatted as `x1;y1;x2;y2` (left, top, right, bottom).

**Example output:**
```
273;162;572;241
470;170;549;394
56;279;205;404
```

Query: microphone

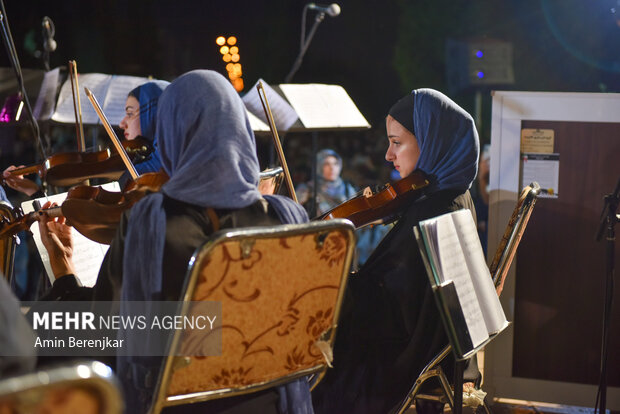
307;3;341;17
42;16;57;52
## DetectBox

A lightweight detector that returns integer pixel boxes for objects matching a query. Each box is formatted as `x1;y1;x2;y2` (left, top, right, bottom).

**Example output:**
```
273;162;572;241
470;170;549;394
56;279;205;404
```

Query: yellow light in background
232;78;244;92
218;35;243;92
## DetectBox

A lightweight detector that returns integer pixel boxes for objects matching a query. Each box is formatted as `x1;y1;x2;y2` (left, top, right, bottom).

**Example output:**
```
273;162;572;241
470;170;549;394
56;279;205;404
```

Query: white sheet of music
450;209;508;334
433;214;489;348
279;83;370;129
246;109;270;132
52;73;110;124
242;79;299;132
33;67;60;121
23;182;120;288
52;73;149;126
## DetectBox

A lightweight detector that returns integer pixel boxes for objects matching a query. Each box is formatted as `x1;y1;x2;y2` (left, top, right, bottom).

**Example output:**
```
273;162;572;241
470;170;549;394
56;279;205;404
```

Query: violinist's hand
37;201;76;279
3;165;40;196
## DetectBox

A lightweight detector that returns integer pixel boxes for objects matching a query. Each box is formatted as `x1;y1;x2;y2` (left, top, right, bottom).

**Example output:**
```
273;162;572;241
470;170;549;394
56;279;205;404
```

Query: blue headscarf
119;70;309;412
129;80;170;141
409;88;479;193
127;80;169;177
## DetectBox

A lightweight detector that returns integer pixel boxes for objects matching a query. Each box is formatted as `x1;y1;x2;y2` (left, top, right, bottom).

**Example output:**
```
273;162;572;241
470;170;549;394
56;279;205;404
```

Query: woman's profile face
321;155;341;181
119;96;141;140
385;115;420;178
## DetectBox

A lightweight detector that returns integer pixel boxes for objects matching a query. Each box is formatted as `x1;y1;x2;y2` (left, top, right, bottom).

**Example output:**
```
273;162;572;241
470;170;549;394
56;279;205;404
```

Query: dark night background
2;0;620;184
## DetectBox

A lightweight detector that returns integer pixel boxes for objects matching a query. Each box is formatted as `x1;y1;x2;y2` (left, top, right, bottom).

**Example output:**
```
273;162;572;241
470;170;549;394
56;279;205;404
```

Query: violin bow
68;60;86;152
84;87;139;180
256;81;298;203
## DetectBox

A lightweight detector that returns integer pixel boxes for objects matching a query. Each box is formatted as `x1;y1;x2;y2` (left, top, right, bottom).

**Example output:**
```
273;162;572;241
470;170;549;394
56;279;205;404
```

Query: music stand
413;225;510;414
242;80;371;217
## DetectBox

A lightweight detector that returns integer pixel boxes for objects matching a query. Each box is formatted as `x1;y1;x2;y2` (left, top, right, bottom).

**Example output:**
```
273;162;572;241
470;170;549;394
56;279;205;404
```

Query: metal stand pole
284;12;325;83
453;359;465;414
309;131;319;218
594;178;620;414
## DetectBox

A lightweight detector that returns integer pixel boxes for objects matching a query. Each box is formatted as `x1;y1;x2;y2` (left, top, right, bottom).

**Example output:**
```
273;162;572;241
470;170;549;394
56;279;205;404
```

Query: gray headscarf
119;70;310;413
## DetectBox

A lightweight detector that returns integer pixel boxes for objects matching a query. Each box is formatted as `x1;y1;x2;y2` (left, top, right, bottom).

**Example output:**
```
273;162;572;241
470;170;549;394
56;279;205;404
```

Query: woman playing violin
2;80;169;194
312;88;480;414
36;70;312;414
118;80;169;183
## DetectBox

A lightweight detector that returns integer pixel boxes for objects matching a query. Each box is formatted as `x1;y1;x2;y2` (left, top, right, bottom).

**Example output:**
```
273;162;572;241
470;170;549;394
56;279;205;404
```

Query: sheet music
51;73;150;125
242;79;298;132
246;109;270;132
433;214;489;348
450;210;508;334
33;67;60;121
52;73;109;124
279;83;370;129
23;182;120;287
418;219;441;285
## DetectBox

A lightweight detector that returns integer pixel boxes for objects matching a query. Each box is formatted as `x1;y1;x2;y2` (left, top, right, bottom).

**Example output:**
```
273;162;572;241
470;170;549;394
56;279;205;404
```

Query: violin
319;170;430;228
0;171;168;244
3;138;153;187
0;84;166;245
58;171;168;244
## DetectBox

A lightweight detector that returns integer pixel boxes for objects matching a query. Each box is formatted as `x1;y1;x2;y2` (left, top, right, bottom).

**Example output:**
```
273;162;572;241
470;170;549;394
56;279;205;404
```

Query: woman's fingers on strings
3;165;26;179
38;201;59;223
2;165;16;176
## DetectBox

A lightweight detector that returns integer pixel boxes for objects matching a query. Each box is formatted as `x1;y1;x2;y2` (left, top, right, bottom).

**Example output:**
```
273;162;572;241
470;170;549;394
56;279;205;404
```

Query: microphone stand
0;0;47;160
593;177;620;414
285;6;329;216
284;7;326;83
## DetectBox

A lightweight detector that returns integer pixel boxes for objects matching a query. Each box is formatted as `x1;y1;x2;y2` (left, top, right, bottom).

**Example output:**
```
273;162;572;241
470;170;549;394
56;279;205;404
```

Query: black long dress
312;189;476;414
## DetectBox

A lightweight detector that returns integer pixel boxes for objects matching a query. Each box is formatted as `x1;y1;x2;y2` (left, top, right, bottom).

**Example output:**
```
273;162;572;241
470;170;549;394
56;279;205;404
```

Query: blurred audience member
296;148;389;267
296;149;356;216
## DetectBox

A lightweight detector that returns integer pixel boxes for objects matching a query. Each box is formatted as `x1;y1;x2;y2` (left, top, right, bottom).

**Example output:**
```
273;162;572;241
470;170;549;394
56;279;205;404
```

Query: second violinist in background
2;80;170;195
117;80;169;186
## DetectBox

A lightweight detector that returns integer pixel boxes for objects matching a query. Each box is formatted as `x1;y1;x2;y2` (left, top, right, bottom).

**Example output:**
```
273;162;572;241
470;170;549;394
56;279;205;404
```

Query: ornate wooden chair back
150;219;355;413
